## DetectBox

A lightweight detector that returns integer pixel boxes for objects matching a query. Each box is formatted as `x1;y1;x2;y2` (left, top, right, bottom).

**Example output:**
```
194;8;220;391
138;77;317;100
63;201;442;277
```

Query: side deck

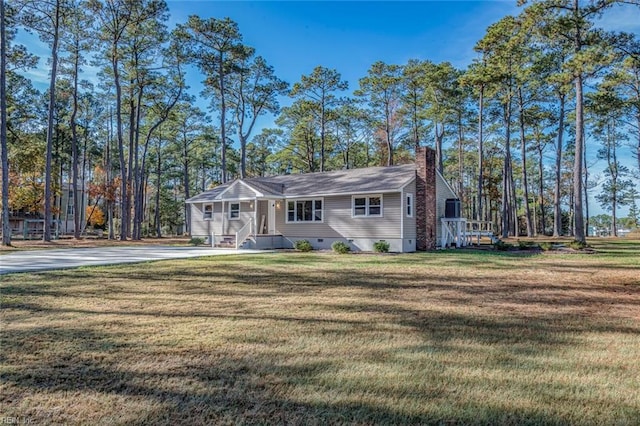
441;218;497;248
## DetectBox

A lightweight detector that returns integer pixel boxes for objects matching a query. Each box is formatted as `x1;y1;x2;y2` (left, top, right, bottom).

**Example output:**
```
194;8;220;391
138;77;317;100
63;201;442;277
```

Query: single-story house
186;147;457;252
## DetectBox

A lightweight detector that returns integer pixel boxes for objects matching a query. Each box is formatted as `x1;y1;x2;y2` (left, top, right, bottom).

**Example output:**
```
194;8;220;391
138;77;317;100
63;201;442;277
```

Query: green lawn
1;240;639;425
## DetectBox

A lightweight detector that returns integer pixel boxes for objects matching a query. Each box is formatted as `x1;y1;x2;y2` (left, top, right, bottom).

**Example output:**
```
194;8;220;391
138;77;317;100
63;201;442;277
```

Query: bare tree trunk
553;93;565;237
435;122;444;174
457;110;464;202
219;53;228;182
107;109;115;240
320;99;326;172
518;89;533;237
477;87;484;222
81;118;89;236
385;104;393;167
155;145;162;238
572;12;586;243
44;0;61;242
501;100;513;239
538;143;545;236
131;82;144;240
583;132;589;237
70;40;81;239
114;53;127;241
126;85;135;239
609;124;618;236
1;0;11;246
182;135;191;235
637;112;640;173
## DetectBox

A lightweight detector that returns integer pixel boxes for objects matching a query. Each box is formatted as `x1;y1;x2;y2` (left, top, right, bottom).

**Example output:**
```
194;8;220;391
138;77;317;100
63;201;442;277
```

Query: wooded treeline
1;0;639;245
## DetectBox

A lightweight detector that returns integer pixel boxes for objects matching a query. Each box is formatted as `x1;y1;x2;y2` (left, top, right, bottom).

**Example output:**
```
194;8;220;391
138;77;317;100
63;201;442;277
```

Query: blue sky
167;1;520;103
16;1;640;218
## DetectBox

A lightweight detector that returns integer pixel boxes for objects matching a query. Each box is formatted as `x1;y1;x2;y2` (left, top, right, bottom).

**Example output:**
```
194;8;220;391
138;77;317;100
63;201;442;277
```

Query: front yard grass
1;239;639;424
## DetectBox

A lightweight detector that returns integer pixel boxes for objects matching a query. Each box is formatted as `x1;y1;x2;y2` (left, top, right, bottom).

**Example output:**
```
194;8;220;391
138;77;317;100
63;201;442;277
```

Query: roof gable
215;180;265;200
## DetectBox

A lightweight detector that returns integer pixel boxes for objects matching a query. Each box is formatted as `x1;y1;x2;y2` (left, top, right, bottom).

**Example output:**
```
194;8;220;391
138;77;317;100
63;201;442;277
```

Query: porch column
221;201;226;235
254;199;258;236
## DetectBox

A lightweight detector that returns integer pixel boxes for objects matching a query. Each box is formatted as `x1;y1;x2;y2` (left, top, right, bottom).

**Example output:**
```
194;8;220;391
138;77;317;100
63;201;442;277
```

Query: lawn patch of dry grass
1;239;639;424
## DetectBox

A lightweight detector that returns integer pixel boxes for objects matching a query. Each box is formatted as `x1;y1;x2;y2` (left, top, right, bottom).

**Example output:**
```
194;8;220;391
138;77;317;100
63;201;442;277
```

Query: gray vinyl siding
276;193;401;242
220;182;257;199
190;201;253;236
403;180;417;240
436;173;457;220
190;203;214;237
435;173;458;244
224;201;253;234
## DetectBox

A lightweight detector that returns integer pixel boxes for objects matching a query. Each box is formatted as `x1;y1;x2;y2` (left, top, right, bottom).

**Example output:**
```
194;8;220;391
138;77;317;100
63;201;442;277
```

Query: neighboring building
7;182;87;239
186;147;457;252
59;182;87;235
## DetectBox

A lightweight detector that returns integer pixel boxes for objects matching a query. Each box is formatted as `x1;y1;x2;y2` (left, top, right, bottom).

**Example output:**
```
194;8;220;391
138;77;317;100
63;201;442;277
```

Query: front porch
200;198;284;249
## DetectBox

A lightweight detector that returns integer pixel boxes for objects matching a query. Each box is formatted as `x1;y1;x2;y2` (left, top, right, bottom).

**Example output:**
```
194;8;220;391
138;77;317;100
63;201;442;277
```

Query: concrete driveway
0;246;264;275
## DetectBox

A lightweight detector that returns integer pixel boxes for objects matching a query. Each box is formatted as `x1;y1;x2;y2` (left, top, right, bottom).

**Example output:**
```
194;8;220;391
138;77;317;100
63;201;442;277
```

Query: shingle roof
185;183;231;203
186;164;416;203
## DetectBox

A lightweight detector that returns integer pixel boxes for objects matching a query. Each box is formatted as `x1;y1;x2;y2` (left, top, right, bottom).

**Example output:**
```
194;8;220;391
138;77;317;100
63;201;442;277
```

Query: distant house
8;182;86;239
186;147;457;252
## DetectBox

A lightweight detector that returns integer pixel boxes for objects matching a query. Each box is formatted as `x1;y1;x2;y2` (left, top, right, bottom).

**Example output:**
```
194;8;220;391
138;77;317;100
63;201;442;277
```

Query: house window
229;203;240;219
203;204;213;220
67;190;74;216
353;195;383;217
287;199;323;223
406;193;414;218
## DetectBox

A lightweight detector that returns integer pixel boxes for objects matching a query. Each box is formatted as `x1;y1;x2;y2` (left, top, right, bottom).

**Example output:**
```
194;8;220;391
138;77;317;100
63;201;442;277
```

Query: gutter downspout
400;188;404;253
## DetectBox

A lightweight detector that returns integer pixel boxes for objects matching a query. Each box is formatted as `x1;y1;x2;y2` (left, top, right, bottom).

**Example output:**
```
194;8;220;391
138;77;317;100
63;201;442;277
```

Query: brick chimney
416;147;437;250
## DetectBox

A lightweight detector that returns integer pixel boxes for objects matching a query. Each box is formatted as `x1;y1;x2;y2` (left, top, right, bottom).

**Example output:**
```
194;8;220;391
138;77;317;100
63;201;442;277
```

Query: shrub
294;239;313;252
517;240;539;250
331;241;351;254
539;242;553;251
494;240;513;251
373;240;390;253
568;240;588;250
189;237;205;246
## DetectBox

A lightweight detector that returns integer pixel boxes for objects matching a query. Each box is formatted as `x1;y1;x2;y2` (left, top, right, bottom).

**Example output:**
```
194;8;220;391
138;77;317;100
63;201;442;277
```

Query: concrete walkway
0;246;264;275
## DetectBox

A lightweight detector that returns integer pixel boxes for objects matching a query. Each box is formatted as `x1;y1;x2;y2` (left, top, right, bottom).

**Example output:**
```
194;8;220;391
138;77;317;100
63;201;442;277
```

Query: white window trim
406;193;414;218
203;204;213;220
286;198;324;224
228;202;240;220
352;194;384;218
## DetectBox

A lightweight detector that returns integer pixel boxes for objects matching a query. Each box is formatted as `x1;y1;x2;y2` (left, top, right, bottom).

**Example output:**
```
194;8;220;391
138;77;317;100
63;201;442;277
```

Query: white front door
268;200;277;234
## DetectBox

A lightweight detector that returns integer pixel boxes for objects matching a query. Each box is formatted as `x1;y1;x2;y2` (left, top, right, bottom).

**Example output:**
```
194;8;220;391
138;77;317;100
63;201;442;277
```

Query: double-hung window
229;203;240;219
203;204;213;220
287;199;323;223
67;190;74;216
353;195;383;217
406;193;414;218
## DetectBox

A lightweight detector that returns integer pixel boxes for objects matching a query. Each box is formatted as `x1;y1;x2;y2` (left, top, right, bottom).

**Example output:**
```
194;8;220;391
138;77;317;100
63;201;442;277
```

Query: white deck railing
441;218;467;248
465;220;496;245
235;220;253;250
441;218;496;248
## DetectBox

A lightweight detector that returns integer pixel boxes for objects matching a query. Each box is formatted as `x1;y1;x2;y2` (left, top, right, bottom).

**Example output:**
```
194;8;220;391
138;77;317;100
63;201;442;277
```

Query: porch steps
213;235;252;249
214;235;236;248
